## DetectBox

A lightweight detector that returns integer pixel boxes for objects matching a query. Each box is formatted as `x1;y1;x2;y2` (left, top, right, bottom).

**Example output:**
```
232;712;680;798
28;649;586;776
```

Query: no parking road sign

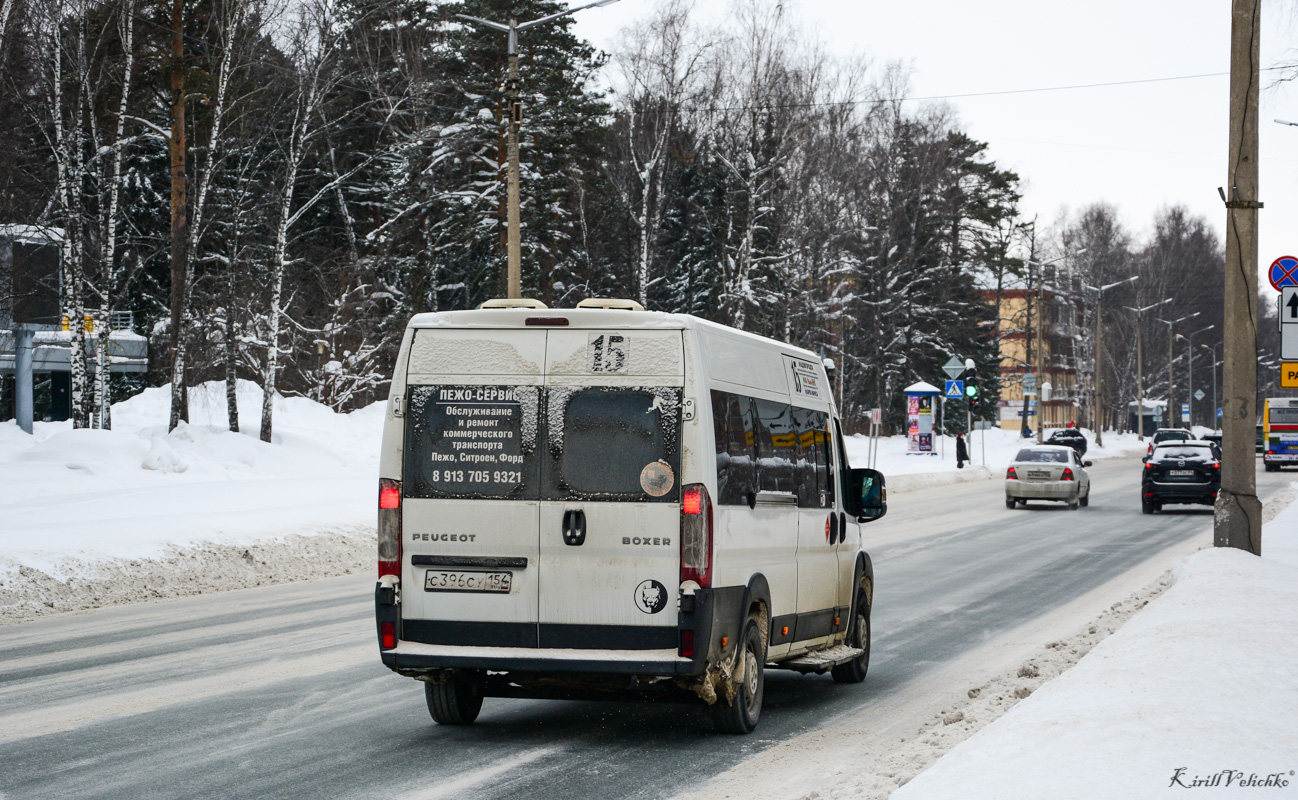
1269;255;1298;292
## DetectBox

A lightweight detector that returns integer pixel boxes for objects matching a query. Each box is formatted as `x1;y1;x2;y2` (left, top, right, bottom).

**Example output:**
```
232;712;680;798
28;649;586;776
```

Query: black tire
425;670;485;725
1079;489;1089;508
714;618;765;734
1068;497;1079;510
831;590;871;685
1265;462;1279;472
1142;500;1154;515
1006;497;1016;509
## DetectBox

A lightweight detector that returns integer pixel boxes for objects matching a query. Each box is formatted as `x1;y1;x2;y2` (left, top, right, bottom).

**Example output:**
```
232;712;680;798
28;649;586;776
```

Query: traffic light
965;382;980;411
969;395;979;411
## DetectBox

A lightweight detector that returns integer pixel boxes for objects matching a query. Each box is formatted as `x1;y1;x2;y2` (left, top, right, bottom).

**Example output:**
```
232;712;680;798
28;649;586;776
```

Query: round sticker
634;579;668;614
640;461;675;497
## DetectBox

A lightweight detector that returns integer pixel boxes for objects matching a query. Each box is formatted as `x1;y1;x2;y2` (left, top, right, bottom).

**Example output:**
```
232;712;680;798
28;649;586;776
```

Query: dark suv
1046;428;1087;457
1142;441;1220;514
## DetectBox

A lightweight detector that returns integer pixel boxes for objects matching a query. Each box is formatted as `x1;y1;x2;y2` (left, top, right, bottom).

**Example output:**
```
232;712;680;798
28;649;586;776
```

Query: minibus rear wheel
425;669;485;725
713;617;765;734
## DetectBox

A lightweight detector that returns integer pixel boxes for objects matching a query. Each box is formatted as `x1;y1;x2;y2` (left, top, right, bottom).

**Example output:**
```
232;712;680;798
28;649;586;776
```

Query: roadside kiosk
904;381;941;455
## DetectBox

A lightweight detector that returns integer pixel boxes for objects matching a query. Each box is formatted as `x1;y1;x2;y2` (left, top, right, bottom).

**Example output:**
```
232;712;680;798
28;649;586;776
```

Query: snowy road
1;458;1291;800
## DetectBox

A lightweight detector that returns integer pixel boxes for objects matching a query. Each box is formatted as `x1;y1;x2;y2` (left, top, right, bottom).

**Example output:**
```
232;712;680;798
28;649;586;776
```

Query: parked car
1144;428;1193;461
1005;445;1092;510
1142;440;1220;514
1046;428;1088;457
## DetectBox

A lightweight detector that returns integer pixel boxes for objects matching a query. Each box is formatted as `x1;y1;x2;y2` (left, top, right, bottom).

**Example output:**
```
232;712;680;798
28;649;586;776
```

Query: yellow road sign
1283;363;1298;389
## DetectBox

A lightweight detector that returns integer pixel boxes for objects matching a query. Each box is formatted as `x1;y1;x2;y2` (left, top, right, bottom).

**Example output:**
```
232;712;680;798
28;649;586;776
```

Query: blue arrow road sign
945;380;964;398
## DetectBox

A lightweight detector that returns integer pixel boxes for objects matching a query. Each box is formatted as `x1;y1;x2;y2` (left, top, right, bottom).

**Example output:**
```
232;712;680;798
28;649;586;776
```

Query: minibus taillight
378;478;402;578
380;621;396;649
680;484;713;588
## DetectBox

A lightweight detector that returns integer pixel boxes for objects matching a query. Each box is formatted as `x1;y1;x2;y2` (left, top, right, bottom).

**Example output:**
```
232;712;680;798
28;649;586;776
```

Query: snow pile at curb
846;428;1146;494
0;381;383;624
846;427;1146;479
891;485;1298;800
885;466;995;494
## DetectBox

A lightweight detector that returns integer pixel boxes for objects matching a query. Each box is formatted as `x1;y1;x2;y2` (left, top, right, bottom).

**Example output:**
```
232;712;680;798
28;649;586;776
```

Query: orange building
985;287;1083;433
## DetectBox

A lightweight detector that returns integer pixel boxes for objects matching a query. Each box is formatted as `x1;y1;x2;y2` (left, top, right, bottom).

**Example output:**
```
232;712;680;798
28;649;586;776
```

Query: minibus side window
794;408;831;508
403;384;539;500
754;398;798;495
545;387;680;501
711;390;758;505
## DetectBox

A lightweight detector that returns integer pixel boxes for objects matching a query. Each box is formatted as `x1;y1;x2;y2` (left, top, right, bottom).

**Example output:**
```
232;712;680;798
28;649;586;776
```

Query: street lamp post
1023;248;1086;443
1124;298;1173;441
1154;312;1200;429
1085;274;1139;447
1177;324;1215;427
1200;341;1223;426
457;0;621;299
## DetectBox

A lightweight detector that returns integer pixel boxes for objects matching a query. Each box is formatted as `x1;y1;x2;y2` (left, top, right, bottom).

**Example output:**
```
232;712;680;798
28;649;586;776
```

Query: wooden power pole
167;0;189;430
1217;0;1262;554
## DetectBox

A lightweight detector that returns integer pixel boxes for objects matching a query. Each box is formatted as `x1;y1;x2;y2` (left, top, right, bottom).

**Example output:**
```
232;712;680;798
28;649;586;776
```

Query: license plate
424;569;512;593
1168;469;1195;477
1027;470;1051;480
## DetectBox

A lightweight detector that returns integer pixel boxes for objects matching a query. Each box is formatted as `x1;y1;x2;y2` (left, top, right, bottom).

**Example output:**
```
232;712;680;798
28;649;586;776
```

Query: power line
685;67;1286;114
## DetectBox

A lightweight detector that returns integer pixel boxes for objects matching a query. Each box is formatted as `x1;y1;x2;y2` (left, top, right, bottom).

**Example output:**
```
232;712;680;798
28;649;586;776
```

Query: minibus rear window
546;387;681;501
403;385;539;499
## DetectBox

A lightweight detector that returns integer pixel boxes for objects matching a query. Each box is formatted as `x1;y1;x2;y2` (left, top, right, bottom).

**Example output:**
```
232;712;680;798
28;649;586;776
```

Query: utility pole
505;20;521;298
1217;0;1262;554
458;0;620;299
168;0;188;430
1095;289;1103;444
1036;259;1045;443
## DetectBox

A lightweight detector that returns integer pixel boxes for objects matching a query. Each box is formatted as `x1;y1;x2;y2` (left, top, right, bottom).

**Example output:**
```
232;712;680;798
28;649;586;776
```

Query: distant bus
1262;398;1298;471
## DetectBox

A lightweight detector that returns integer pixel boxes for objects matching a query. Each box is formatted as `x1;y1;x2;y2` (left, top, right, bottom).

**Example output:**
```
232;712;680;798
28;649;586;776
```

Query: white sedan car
1005;445;1092;510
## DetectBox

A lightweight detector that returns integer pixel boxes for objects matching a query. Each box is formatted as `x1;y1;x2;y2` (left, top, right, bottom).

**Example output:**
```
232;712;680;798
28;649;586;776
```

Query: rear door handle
562;509;586;546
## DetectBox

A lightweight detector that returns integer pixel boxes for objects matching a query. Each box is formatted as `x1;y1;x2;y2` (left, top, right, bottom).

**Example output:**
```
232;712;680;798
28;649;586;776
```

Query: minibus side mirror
844;468;887;523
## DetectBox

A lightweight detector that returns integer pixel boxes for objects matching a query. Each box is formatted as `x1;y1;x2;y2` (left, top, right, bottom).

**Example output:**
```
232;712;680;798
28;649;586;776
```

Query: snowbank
847;427;1147;481
0;381;383;622
892;483;1298;800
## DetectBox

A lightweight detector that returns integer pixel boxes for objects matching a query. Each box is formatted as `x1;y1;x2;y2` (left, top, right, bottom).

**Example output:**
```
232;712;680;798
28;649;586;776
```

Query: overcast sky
573;0;1298;295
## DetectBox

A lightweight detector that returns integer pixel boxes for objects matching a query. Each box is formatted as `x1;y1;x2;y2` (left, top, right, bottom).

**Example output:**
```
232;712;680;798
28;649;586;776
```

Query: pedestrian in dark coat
956;432;968;469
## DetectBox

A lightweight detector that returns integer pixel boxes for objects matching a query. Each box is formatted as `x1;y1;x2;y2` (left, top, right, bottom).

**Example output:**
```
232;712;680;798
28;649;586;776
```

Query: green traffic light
964;384;979;398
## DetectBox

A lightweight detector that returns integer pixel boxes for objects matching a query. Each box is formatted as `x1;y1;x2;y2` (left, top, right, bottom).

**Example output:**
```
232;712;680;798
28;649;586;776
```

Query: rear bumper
1006;480;1077;500
1145;481;1217;504
381;641;698;675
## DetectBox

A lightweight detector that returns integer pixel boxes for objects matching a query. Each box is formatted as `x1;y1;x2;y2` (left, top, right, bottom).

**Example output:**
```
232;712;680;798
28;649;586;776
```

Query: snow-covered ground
889;487;1298;799
847;426;1147;476
0;381;383;622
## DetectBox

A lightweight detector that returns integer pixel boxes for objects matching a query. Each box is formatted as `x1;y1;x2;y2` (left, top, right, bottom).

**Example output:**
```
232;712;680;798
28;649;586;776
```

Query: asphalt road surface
1;458;1292;800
